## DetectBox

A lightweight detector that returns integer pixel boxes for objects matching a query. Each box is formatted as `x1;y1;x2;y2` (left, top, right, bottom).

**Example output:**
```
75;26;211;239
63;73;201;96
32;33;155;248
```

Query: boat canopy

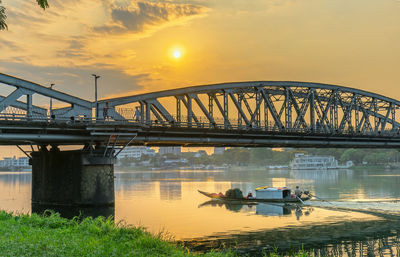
255;187;291;199
255;186;289;191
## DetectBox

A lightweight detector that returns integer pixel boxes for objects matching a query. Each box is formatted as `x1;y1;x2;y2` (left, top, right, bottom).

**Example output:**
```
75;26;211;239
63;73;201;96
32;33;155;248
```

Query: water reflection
3;168;400;256
198;201;312;218
0;172;31;213
160;181;182;200
0;171;31;185
183;209;400;256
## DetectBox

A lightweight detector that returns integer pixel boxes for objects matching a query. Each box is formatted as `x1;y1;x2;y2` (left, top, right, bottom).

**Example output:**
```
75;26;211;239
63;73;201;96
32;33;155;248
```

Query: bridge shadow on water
182;204;400;257
31;203;115;221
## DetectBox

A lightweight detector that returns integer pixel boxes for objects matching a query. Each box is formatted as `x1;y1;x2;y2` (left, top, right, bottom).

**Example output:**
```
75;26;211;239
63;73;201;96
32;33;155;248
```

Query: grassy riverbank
0;211;231;256
0;210;309;256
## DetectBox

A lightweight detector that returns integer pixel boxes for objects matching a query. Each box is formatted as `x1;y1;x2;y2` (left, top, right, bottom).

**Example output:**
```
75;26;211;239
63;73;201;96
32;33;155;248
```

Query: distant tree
140;154;151;162
235;148;251;166
150;156;161;167
306;148;345;160
250;148;273;166
119;157;136;167
270;150;292;165
0;0;49;30
209;154;224;166
340;149;369;164
363;152;388;165
192;155;211;165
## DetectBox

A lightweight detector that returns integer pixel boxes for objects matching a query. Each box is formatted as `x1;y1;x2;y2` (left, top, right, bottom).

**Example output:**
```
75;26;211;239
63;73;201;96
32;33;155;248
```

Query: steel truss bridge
1;72;400;151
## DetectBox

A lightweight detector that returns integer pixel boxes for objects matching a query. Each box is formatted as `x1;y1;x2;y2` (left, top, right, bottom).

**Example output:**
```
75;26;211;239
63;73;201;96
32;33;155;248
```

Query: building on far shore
214;147;225;155
159;146;181;156
117;146;156;159
0;156;31;171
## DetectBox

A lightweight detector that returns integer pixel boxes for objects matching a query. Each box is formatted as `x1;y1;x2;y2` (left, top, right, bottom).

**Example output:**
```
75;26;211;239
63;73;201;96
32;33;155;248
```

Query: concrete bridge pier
31;146;115;207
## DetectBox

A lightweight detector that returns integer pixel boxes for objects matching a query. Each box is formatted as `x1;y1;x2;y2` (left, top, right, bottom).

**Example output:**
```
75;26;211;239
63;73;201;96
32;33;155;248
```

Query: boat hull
198;190;310;203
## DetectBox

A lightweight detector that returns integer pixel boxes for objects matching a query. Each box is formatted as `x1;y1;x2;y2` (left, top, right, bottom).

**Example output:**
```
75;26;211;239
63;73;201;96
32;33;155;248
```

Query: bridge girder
0;73;92;119
99;81;400;137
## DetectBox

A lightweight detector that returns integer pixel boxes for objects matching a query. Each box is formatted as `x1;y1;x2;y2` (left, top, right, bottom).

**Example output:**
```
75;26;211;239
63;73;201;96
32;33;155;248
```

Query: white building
158;146;181;156
117;146;155;159
0;156;30;169
214;147;225;155
16;157;29;167
1;157;13;168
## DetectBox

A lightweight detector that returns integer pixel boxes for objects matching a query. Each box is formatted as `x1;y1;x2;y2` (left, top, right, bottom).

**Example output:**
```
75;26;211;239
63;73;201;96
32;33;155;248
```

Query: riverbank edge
0;210;311;256
0;210;233;256
112;163;398;173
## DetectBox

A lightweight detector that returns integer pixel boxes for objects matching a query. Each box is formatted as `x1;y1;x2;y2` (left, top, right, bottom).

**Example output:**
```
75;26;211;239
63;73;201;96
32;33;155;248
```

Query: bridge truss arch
103;81;400;138
1;72;400;148
0;73;92;119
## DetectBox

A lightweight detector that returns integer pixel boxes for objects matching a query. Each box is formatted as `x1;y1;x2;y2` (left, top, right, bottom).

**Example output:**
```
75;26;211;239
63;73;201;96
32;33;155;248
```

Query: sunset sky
0;0;399;101
0;0;399;156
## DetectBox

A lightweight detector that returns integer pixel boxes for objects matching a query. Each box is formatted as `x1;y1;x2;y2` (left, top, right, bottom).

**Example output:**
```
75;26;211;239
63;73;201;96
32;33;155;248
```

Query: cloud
0;61;150;103
95;1;205;34
0;0;207;73
0;0;208;101
0;38;22;51
207;0;294;15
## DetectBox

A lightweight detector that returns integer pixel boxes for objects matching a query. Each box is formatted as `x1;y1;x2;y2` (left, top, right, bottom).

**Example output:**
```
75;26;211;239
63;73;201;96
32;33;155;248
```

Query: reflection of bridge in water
1;72;400;207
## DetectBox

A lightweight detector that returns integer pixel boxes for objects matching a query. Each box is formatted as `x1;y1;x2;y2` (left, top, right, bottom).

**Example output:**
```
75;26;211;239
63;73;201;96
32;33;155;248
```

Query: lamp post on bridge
49;83;54;118
91;74;100;120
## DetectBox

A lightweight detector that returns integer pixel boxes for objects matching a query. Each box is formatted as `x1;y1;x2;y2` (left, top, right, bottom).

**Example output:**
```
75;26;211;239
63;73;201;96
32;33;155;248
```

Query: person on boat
247;192;255;199
294;186;303;197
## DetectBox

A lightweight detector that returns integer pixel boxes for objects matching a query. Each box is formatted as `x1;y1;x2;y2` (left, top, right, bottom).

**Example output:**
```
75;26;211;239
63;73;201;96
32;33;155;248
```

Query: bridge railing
111;107;400;136
111;108;400;137
1;106;400;137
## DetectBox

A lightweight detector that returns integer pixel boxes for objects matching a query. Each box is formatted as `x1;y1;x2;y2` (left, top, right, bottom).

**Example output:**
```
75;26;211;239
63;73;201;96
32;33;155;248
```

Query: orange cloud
0;0;207;68
95;1;205;34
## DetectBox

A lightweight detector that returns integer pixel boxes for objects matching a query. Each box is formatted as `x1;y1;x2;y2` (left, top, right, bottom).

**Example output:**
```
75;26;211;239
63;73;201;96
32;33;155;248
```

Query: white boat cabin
255;186;291;199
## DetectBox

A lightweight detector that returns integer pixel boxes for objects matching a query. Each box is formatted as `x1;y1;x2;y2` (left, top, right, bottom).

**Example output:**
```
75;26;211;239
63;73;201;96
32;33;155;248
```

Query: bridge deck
1;120;400;148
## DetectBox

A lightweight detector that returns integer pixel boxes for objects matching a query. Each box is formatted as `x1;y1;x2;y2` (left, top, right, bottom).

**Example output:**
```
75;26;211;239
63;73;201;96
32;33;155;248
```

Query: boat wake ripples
304;199;400;217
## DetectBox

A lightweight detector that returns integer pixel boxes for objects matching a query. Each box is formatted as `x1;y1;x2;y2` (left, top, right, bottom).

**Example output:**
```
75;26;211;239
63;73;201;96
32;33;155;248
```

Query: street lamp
91;74;100;120
49;83;55;118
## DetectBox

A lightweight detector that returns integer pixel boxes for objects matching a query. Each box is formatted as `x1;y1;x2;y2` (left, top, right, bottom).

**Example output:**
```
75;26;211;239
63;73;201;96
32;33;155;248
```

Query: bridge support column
31;147;114;206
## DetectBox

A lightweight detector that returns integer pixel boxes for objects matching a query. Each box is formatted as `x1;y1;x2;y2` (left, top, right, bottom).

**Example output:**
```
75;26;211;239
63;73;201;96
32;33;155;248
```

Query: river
1;167;400;256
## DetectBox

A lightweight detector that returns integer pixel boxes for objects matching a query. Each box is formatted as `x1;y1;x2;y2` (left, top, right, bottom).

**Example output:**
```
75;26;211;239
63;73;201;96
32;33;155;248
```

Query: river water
1;168;400;256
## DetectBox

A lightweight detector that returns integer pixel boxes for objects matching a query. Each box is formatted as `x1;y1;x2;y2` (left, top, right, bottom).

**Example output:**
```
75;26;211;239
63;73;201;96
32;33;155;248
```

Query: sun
169;46;185;60
173;50;181;59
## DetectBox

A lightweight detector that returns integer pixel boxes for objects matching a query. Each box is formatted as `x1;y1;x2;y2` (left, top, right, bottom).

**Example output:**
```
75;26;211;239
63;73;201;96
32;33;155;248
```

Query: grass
268;247;310;257
0;210;310;256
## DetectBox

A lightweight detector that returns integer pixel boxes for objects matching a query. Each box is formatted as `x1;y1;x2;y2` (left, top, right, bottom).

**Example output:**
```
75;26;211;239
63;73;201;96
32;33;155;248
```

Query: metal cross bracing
0;73;92;120
1;72;400;148
102;82;400;135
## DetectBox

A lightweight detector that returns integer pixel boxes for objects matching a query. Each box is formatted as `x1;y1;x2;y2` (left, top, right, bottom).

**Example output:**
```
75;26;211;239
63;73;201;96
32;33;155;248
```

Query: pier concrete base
31;148;114;206
32;203;115;219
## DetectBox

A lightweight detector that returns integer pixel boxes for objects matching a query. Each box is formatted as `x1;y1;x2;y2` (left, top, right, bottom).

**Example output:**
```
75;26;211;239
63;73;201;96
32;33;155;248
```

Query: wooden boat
198;188;311;203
